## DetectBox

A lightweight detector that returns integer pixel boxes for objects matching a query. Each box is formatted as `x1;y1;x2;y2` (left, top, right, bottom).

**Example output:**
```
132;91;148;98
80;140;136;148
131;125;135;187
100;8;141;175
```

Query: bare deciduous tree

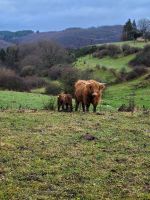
138;18;150;40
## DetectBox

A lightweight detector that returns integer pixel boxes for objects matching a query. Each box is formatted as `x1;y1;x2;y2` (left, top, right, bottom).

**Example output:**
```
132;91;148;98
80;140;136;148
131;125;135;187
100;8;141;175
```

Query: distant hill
0;26;123;48
0;30;34;42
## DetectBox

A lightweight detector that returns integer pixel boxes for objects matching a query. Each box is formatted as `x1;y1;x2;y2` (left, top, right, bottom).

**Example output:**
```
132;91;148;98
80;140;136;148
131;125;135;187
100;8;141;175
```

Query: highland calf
74;80;105;112
57;93;73;112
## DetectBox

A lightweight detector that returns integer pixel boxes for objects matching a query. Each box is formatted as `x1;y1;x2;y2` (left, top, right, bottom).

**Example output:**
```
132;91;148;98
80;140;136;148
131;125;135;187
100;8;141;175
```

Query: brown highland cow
74;80;105;112
57;93;73;112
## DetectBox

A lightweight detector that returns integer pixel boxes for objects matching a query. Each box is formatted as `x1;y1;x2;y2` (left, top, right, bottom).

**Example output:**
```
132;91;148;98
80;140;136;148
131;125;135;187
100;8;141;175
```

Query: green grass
0;90;55;110
103;79;150;109
75;40;150;72
0;110;150;199
97;40;150;48
31;87;46;94
0;75;150;111
75;54;135;72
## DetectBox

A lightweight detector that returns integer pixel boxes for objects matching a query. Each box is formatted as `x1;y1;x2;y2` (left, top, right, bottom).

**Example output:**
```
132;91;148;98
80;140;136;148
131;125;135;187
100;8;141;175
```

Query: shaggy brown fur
57;93;73;112
74;80;105;112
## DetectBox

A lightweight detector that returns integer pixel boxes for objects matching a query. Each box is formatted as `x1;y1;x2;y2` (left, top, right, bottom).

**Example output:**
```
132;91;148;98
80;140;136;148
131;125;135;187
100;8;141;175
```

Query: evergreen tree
132;20;140;40
122;19;135;41
132;20;137;31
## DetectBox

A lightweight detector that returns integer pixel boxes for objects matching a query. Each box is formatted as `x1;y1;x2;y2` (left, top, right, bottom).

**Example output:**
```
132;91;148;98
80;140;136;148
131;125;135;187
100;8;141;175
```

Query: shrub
0;68;29;91
43;98;56;111
93;44;121;59
45;82;62;95
20;65;36;77
93;49;109;59
126;67;147;80
95;64;101;70
25;76;46;89
101;66;107;71
97;44;108;51
130;45;150;67
80;69;93;80
107;44;122;57
122;44;141;55
74;45;98;57
48;65;62;80
61;67;79;94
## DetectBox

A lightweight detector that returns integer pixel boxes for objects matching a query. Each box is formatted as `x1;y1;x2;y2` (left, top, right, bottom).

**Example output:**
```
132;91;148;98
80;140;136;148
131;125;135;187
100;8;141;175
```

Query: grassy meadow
0;91;53;110
0;73;150;111
74;54;135;72
1;110;150;199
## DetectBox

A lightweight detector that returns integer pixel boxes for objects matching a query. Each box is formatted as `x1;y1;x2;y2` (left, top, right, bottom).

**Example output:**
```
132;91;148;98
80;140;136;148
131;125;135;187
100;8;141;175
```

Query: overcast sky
0;0;149;31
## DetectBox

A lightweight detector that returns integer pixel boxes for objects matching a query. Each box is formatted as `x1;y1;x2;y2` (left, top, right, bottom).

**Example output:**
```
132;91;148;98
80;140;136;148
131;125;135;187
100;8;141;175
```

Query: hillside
75;54;135;71
0;30;34;42
0;40;150;199
0;26;123;48
0;39;14;49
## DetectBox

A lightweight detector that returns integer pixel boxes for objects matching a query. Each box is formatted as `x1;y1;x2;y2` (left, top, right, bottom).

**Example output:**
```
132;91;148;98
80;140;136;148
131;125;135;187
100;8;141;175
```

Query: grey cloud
0;0;149;31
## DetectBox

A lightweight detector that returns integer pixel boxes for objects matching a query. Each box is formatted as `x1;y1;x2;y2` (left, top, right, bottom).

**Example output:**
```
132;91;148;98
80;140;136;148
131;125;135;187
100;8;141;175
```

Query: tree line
122;18;150;41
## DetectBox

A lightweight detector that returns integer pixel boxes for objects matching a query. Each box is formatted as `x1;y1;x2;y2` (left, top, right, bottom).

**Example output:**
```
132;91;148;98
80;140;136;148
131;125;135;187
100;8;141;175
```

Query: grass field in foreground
0;111;150;199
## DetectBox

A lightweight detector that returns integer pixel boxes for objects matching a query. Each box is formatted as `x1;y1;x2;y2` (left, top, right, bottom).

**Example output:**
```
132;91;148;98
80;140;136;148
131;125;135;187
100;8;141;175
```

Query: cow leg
66;103;69;112
62;104;65;111
58;104;61;112
93;105;97;112
75;101;79;111
82;103;85;112
86;104;90;112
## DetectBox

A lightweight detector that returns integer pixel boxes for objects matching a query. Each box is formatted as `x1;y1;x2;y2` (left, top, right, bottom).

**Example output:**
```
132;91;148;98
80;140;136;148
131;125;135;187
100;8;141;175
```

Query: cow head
86;82;105;97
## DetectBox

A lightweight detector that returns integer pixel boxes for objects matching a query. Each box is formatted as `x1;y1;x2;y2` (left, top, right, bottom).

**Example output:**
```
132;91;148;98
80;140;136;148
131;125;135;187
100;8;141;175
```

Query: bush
130;45;150;67
97;44;108;51
93;44;121;59
48;65;62;80
61;67;79;95
0;68;29;91
20;65;36;77
25;76;46;89
74;45;98;57
107;44;122;57
43;98;56;111
93;49;109;59
126;67;147;80
45;82;62;95
122;44;141;56
80;69;93;80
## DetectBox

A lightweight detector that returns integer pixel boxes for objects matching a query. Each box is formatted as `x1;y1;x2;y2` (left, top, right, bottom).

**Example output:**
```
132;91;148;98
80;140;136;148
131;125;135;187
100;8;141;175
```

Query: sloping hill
75;54;135;71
